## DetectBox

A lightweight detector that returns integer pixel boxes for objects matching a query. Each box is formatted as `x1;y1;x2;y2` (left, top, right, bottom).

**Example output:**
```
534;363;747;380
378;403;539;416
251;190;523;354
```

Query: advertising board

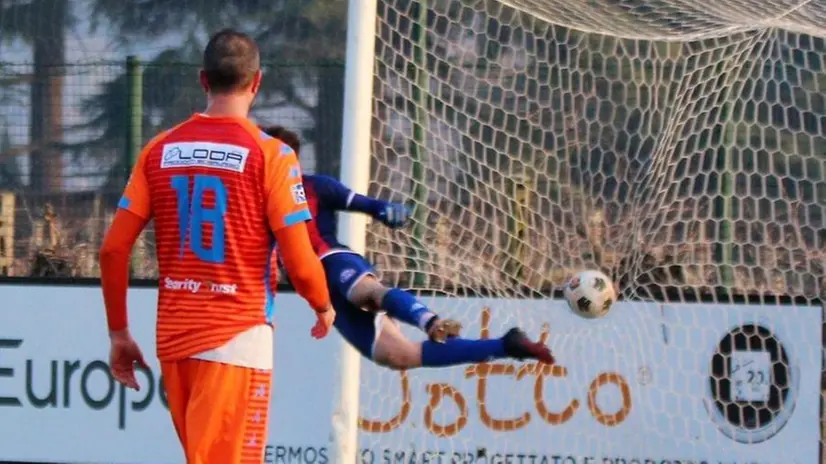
0;286;820;463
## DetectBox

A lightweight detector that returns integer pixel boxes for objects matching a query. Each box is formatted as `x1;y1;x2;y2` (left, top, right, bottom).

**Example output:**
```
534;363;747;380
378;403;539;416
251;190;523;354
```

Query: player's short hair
261;125;301;156
202;29;260;94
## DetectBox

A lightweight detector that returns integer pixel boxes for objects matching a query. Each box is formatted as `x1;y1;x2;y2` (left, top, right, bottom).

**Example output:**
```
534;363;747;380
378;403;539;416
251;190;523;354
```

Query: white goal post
335;0;825;462
334;0;380;462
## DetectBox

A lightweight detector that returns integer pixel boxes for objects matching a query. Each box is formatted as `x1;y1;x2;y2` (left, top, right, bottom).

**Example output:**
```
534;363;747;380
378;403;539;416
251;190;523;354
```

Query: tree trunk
29;0;66;194
313;64;345;177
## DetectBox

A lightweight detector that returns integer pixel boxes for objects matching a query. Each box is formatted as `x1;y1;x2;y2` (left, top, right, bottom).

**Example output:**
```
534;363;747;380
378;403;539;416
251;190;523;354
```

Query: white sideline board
0;285;820;464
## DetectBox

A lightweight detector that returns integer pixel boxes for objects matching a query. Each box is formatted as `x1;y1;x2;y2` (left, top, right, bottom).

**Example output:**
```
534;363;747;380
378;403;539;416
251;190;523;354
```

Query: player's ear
250;70;263;95
199;69;210;93
198;69;209;93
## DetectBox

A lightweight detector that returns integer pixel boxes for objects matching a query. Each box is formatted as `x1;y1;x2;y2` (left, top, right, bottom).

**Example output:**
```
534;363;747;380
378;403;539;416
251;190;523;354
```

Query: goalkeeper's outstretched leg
370;314;554;371
324;251;554;370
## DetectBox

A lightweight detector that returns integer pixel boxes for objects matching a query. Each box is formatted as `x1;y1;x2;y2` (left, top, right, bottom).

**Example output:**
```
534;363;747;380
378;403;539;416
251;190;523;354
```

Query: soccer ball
563;270;617;319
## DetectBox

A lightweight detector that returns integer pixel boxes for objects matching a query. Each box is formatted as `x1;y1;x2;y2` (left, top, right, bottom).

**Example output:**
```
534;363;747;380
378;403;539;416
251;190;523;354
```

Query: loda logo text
161;141;250;173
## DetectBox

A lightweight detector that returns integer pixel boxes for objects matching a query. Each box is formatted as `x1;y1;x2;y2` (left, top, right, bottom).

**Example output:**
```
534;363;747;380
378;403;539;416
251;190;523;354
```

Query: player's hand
377;202;411;228
108;329;148;391
311;306;336;339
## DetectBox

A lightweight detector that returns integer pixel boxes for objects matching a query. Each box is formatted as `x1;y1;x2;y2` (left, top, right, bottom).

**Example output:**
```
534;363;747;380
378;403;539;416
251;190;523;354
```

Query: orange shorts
161;358;272;464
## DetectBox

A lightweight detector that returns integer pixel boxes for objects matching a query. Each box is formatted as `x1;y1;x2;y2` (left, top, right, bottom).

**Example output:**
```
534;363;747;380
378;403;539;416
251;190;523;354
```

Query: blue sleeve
306;175;351;210
308;174;385;217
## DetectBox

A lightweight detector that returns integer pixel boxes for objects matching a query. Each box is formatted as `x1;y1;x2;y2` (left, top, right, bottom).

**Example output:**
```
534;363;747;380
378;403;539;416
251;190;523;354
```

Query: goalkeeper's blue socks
381;288;436;332
421;338;506;367
421;328;555;367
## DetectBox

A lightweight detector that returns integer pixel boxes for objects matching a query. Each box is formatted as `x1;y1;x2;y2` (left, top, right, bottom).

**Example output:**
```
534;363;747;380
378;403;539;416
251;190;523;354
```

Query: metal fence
0;58;342;281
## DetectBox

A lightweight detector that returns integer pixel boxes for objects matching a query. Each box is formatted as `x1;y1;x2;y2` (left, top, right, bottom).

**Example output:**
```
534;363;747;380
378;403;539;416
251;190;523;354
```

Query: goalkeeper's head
260;125;301;156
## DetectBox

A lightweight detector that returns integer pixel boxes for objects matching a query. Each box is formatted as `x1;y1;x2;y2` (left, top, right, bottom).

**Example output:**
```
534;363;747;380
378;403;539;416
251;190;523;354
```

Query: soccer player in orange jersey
99;29;335;464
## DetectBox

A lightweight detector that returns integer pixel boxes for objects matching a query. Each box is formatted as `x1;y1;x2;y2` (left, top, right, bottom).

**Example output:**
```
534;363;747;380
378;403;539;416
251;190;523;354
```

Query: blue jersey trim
117;196;131;209
264;241;276;322
283;209;311;227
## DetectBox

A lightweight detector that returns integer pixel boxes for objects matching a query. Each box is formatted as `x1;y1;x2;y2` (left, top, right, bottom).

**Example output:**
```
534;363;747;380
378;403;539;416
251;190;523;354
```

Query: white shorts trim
191;324;274;369
320;249;377;299
344;271;377;301
369;311;388;360
319;248;354;259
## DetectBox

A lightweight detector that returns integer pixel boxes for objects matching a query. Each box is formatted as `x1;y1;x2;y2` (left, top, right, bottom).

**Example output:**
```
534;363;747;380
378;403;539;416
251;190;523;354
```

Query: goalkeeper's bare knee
372;320;422;370
348;275;390;310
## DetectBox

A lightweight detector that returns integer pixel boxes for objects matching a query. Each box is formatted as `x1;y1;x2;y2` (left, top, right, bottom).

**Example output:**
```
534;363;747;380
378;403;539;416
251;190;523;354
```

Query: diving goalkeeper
262;126;554;369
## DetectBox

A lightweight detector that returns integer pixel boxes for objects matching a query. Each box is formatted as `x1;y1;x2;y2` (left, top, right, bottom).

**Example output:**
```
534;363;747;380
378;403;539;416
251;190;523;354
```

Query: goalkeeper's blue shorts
321;250;381;358
321;250;376;297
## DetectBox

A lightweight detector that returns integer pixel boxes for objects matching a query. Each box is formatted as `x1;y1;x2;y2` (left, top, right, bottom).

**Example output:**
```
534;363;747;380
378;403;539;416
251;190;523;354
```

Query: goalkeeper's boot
425;317;462;343
503;328;555;364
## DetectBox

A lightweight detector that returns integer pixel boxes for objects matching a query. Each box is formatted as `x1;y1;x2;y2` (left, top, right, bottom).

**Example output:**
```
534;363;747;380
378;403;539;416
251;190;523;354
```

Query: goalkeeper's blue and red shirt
300;174;389;258
302;174;353;256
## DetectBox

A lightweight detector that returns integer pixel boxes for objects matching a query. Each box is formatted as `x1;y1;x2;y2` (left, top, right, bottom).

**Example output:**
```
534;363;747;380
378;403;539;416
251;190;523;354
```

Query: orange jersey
118;114;310;361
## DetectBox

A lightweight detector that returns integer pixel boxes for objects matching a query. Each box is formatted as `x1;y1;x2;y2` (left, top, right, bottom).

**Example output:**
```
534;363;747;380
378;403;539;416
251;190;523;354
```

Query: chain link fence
0;59;338;281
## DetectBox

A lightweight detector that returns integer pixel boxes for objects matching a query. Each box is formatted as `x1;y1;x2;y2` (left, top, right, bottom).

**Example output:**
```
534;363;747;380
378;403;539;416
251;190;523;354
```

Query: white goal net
356;0;826;462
